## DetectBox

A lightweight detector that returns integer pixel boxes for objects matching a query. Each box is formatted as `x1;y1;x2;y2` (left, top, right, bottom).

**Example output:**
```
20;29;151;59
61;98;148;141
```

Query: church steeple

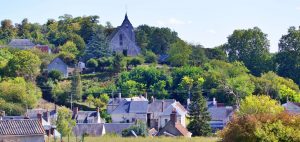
124;13;128;21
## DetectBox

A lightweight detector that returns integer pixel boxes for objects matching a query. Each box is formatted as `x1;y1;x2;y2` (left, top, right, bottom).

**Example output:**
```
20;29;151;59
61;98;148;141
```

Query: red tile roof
0;120;45;135
35;45;50;53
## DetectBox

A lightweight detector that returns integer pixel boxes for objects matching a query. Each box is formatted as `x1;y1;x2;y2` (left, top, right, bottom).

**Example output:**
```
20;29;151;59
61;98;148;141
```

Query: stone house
2;108;61;139
207;98;234;132
72;107;103;124
73;123;105;137
47;57;74;78
147;99;187;130
0;119;45;142
109;14;141;56
109;98;148;123
8;39;35;49
156;109;192;137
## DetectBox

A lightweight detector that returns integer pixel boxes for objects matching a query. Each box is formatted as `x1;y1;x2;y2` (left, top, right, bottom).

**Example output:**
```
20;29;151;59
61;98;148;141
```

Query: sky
1;0;300;52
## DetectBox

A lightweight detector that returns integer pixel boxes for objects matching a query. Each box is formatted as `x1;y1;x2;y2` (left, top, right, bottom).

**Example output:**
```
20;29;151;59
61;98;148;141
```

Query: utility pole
70;92;73;110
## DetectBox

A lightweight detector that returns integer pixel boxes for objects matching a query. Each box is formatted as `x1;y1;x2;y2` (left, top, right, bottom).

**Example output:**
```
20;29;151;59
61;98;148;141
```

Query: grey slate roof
129;101;148;113
110;100;148;114
8;39;35;49
73;111;101;123
148;99;175;113
208;106;234;121
104;123;134;135
73;123;104;136
0;120;45;135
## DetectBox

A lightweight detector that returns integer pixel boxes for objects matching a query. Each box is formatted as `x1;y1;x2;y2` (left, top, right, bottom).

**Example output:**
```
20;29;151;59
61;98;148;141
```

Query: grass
58;135;219;142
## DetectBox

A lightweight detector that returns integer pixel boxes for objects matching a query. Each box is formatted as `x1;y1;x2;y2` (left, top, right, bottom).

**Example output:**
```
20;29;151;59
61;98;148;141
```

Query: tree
203;60;255;105
225;27;273;76
5;50;41;81
86;94;94;107
0;77;42;115
58;52;76;66
144;50;157;63
71;69;82;101
168;39;192;67
48;70;62;81
252;71;300;102
84;26;110;60
238;95;284;116
276;26;300;85
59;41;79;56
86;58;98;72
56;107;76;141
189;45;208;66
93;93;110;110
128;57;144;67
112;53;125;73
187;77;211;136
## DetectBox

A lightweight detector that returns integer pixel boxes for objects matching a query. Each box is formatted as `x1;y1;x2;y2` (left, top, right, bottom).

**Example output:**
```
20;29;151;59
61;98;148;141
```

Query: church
109;14;141;56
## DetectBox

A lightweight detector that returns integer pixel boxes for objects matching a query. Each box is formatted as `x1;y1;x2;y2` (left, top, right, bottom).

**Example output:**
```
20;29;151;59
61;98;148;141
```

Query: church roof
108;13;134;41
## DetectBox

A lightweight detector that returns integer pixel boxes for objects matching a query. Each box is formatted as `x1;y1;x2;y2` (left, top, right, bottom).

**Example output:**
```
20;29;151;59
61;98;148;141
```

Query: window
119;34;123;46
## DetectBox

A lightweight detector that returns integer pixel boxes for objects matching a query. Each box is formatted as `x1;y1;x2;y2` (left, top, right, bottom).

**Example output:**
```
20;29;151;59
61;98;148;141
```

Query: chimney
151;96;154;103
37;113;42;123
45;109;50;122
118;92;122;100
170;108;177;124
96;107;101;123
145;92;148;100
213;98;217;106
161;100;165;112
73;107;79;116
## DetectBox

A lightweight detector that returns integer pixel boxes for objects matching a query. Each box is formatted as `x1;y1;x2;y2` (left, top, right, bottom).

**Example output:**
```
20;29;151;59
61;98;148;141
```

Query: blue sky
1;0;300;52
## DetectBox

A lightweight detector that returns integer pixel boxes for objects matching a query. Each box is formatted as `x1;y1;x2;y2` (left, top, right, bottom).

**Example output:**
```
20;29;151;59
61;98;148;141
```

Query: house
282;101;300;114
108;14;141;56
0;119;45;142
72;107;103;124
8;39;35;49
47;57;74;78
156;109;192;137
107;94;147;114
109;96;148;123
207;98;234;132
147;99;188;130
2;109;61;139
35;45;51;54
73;123;105;137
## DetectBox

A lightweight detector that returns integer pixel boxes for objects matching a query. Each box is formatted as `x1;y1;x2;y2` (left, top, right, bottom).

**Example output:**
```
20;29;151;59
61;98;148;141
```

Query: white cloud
296;6;300;10
208;29;217;34
156;18;192;27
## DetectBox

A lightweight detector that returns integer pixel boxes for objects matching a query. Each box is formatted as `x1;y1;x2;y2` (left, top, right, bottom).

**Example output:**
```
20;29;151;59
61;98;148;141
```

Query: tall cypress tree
187;91;212;136
71;69;82;101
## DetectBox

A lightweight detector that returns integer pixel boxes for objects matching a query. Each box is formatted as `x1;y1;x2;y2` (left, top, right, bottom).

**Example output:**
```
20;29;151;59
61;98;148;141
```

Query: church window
119;34;123;46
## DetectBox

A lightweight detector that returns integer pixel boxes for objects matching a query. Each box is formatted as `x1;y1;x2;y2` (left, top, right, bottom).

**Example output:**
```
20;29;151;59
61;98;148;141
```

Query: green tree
84;26;110;60
128;57;144;67
168;39;192;67
238;95;284;116
225;27;273;76
71;69;82;101
59;41;79;56
144;50;157;63
56;107;76;141
187;77;211;136
189;45;208;66
5;50;41;81
48;70;62;81
86;94;94;107
276;26;300;85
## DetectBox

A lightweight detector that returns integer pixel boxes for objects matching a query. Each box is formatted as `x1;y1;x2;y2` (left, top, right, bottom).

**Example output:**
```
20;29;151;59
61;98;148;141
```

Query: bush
122;121;148;137
218;112;300;142
129;57;144;67
48;70;62;81
144;51;157;63
86;58;98;68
